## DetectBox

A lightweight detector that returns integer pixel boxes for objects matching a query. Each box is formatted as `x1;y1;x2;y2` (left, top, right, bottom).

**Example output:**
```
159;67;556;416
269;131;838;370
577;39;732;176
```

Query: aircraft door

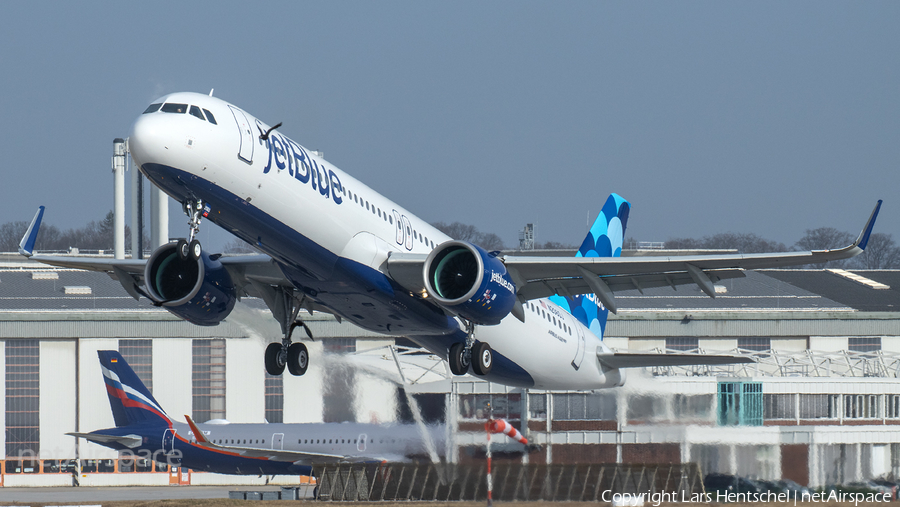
401;215;413;250
393;211;404;245
272;433;284;450
163;429;176;455
571;319;586;371
357;433;367;452
229;106;254;164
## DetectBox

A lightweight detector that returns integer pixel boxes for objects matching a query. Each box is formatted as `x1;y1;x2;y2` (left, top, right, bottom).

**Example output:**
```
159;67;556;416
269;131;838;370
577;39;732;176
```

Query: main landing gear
264;287;313;377
177;198;206;261
448;319;493;377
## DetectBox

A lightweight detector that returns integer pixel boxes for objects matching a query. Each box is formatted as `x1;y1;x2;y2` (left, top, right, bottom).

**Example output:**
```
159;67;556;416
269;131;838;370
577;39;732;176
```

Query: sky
1;2;898;252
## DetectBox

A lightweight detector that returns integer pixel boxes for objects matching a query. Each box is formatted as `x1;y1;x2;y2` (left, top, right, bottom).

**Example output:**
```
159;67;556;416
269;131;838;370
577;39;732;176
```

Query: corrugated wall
39;340;77;460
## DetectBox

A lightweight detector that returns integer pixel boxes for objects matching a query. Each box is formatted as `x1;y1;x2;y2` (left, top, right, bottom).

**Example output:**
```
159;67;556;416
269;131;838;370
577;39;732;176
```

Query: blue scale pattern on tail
549;194;630;340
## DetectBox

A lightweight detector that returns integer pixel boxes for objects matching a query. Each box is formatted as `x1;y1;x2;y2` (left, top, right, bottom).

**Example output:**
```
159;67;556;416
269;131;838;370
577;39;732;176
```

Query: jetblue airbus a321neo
20;91;882;391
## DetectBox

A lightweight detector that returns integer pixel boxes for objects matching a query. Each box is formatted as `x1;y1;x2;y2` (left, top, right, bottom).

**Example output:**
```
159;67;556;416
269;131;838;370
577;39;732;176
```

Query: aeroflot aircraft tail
99;351;169;428
549;193;631;339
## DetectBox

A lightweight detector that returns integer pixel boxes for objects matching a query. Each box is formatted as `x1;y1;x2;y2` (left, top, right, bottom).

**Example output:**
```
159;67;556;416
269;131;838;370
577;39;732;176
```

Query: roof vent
32;271;59;280
64;286;92;295
827;269;890;290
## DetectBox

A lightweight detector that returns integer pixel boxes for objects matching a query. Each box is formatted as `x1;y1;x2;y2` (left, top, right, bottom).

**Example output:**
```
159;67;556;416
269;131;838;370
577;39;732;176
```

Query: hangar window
888;395;900;419
665;337;698;353
845;394;878;419
189;105;205;121
192;339;226;423
161;103;188;114
143;103;162;114
552;392;616;421
6;339;40;458
738;337;771;353
265;369;284;424
203;108;217;124
849;337;882;353
459;393;522;421
763;394;795;420
119;339;152;392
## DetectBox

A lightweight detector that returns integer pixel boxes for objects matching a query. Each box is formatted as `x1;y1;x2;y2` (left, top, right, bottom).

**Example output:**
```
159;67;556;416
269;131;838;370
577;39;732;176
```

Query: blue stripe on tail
549;193;630;339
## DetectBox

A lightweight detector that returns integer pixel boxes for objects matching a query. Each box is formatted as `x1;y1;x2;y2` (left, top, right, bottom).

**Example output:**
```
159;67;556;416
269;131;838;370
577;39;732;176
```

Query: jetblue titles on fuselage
259;122;344;205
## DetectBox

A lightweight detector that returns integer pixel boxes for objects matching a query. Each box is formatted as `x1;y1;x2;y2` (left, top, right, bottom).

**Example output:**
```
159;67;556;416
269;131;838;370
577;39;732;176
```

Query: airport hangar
1;251;899;488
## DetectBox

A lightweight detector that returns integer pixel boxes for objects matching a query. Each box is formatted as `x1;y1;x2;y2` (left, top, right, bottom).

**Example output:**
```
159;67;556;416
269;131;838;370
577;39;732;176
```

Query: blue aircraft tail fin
98;350;169;428
549;193;630;338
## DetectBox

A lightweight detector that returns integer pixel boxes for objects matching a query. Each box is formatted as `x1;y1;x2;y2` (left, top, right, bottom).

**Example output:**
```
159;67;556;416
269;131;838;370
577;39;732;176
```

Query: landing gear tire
286;342;309;376
448;342;469;376
177;239;190;260
189;239;202;260
472;342;493;376
264;342;286;376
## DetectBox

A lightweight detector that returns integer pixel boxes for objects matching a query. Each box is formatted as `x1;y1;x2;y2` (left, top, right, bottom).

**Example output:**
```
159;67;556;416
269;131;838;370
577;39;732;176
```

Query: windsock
486;418;528;445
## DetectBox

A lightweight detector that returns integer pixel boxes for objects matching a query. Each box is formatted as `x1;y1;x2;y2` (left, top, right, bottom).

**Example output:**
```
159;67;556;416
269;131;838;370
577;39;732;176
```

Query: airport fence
308;462;704;502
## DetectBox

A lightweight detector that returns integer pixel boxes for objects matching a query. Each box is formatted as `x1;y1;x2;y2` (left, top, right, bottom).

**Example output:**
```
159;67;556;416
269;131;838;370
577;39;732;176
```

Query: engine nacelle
424;241;516;325
144;242;236;326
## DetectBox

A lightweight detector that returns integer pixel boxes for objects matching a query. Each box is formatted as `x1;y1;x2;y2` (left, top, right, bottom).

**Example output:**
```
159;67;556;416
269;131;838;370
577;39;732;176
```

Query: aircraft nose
128;112;170;168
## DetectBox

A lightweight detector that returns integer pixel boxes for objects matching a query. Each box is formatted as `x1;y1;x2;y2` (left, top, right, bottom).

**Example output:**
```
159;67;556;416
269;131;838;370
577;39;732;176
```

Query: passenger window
389;216;393;225
189;105;205;120
202;108;217;124
161;103;188;113
143;103;162;114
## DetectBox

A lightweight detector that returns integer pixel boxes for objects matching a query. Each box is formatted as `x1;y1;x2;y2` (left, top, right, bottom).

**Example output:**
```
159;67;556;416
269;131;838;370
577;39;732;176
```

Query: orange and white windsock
486;418;528;445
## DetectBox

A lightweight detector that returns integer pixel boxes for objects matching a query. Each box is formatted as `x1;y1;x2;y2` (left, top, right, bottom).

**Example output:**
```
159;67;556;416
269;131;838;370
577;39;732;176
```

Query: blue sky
1;2;897;251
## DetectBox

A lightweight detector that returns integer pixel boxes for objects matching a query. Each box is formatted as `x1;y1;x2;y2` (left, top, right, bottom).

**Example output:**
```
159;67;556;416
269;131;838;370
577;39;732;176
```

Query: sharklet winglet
18;206;45;257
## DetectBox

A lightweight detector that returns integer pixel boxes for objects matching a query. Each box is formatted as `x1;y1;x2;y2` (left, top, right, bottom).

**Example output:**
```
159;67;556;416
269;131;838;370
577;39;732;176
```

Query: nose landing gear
177;199;207;261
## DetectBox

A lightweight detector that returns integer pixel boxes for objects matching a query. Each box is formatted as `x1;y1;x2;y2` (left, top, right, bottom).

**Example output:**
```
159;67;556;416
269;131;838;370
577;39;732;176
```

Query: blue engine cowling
423;241;516;325
144;242;236;326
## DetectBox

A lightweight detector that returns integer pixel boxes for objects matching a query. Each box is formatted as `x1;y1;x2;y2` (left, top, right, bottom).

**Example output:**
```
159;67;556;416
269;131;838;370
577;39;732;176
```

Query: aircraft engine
424;241;516;325
143;242;236;326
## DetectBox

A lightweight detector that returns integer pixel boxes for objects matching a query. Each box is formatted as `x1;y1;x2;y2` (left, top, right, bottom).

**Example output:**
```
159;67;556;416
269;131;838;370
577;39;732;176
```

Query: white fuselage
129;92;621;390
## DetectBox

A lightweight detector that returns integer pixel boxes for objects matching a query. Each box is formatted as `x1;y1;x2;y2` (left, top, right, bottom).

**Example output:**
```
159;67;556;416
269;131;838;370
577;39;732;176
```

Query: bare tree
0;221;28;252
431;221;505;251
666;232;785;253
794;227;855;268
538;241;577;250
851;233;900;269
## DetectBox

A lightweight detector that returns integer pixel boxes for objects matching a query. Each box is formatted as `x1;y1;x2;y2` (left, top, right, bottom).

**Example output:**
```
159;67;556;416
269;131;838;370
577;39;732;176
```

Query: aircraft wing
184;416;387;465
17;206;336;317
388;201;882;314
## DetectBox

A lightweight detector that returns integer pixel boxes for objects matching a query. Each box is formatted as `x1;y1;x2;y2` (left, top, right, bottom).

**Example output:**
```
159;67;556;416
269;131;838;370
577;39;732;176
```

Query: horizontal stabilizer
67;431;142;449
597;352;754;369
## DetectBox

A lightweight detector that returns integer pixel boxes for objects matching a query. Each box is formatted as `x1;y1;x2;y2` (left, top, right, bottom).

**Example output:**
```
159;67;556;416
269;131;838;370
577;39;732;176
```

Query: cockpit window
143;103;162;114
161;103;188;114
189;105;205;121
203;108;217;125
